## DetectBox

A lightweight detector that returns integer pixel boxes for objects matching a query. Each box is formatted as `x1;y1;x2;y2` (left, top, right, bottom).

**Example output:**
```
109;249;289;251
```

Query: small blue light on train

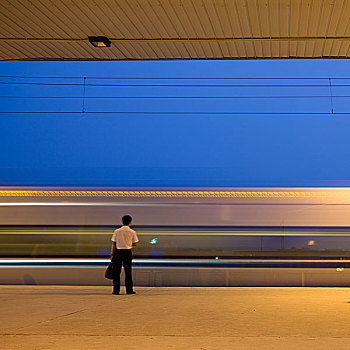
149;238;158;245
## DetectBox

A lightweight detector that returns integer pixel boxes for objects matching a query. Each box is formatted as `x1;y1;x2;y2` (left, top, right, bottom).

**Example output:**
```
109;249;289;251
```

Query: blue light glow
149;238;158;244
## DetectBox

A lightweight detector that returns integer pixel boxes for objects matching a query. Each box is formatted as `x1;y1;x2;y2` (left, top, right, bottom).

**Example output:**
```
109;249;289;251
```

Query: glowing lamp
88;36;111;47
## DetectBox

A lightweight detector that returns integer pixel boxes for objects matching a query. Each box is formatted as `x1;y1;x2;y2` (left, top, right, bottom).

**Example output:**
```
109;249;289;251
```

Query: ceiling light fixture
88;36;111;47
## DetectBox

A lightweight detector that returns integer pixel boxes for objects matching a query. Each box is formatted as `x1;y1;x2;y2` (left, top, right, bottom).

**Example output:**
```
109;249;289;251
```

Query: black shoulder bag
105;259;116;280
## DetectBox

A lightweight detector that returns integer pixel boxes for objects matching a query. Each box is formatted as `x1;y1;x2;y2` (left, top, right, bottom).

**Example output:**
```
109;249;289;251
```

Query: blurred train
1;187;350;259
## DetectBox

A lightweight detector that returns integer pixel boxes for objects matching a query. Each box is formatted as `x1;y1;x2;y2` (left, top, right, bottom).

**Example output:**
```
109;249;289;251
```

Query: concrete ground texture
0;286;349;350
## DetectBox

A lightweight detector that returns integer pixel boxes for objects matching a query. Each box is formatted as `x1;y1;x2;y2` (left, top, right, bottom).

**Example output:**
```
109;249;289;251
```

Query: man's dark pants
113;249;134;293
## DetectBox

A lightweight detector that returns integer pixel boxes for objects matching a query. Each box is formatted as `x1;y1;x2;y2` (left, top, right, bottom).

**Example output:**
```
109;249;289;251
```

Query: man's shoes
112;292;119;295
126;291;136;294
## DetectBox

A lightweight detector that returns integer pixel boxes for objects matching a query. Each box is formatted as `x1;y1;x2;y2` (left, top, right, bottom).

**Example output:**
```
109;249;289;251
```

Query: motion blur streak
1;187;350;260
2;227;350;236
1;226;350;259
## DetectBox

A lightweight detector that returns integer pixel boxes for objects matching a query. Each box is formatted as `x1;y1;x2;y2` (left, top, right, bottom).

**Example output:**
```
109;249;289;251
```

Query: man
111;215;139;295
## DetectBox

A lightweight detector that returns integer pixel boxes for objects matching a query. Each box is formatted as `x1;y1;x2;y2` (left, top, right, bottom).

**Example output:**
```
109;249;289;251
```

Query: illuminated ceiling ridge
0;190;348;198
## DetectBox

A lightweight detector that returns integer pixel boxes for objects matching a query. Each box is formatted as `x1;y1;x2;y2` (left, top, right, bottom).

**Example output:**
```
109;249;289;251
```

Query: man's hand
111;241;116;259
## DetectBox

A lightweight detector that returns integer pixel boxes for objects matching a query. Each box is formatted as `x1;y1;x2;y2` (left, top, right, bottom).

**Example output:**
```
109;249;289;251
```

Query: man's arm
111;241;116;259
132;231;139;247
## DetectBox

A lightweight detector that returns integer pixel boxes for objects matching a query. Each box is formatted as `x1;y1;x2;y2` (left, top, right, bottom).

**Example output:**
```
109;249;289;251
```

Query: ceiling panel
1;0;350;61
338;40;350;56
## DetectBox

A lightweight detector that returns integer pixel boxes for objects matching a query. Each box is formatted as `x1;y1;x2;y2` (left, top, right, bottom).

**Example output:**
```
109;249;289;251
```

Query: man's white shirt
111;225;139;249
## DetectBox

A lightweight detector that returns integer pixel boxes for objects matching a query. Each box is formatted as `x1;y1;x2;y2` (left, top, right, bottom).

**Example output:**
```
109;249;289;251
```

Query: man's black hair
122;215;132;226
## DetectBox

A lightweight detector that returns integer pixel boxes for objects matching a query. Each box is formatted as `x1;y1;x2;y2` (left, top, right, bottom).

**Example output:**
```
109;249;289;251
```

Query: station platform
1;286;350;350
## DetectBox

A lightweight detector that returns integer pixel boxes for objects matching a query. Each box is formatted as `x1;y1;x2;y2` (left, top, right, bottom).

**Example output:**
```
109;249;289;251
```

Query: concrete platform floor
1;286;350;350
